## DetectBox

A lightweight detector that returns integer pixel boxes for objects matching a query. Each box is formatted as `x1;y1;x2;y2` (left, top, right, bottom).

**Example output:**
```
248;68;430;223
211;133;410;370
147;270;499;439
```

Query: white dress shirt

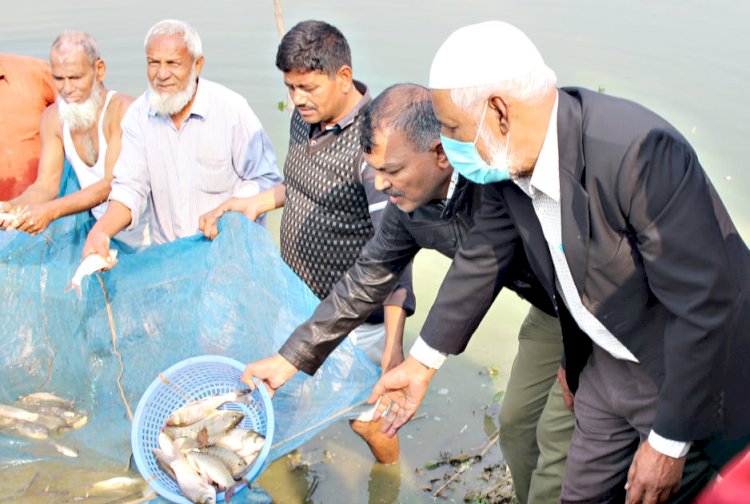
110;78;282;244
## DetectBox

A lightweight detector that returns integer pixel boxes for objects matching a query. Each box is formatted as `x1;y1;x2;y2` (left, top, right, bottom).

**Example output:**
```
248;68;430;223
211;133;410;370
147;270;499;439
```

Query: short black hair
275;20;352;77
361;83;441;154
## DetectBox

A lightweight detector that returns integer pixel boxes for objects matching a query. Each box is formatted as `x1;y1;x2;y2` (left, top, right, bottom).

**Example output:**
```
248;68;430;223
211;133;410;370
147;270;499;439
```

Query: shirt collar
526;92;560;201
147;77;207;119
445;168;459;201
310;80;370;137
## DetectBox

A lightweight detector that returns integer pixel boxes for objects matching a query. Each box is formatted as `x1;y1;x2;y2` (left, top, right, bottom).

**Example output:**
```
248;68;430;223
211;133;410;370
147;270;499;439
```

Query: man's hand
625;440;685;504
82;229;117;270
11;203;57;235
557;365;575;412
241;354;299;397
199;196;265;240
368;355;436;437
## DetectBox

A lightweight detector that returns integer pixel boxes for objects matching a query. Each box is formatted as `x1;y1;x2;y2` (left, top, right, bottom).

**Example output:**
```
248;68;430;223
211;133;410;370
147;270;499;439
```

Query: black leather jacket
279;175;556;374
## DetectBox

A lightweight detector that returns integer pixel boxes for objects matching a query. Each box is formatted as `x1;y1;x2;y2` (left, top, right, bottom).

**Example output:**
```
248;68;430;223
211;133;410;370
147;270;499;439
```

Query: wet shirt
0;54;56;200
110;78;282;244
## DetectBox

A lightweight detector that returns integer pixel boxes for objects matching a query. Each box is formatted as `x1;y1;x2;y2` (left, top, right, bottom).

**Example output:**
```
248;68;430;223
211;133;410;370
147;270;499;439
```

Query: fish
17;392;76;411
197;445;252;480
0;211;19;224
215;428;265;461
165;390;250;427
0;404;66;432
185;452;238;493
48;440;79;457
65;249;118;298
1;420;50;440
88;476;145;495
153;433;216;504
162;410;243;443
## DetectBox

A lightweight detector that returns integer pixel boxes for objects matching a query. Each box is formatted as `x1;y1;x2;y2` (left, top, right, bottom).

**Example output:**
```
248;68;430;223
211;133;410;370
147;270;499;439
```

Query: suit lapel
502;183;556;300
557;91;590;294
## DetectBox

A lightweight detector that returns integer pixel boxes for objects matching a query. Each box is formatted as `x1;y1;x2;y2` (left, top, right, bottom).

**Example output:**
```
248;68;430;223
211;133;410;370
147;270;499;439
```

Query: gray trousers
560;345;715;503
500;306;575;503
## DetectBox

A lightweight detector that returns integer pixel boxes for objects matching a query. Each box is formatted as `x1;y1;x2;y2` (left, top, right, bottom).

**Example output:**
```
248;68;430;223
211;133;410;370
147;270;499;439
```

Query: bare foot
350;418;400;464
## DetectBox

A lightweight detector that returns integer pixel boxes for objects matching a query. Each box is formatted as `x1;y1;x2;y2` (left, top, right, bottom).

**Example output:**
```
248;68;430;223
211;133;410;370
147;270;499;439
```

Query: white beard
481;127;524;178
58;80;104;132
148;67;198;117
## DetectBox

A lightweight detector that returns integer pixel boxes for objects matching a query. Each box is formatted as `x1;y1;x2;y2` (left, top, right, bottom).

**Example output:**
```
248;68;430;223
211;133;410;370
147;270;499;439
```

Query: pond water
2;0;747;502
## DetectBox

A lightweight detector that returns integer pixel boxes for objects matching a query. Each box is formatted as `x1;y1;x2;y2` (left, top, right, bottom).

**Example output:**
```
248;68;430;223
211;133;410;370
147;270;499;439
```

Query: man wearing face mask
371;21;750;503
83;19;280;259
244;83;575;501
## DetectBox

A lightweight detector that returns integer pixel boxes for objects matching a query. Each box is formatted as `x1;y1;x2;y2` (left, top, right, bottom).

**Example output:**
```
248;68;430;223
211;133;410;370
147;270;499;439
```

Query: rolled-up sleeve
232;105;282;198
109;104;151;230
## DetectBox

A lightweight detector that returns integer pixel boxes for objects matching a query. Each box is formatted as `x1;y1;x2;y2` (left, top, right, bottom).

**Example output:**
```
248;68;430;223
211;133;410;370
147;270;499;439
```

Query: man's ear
489;95;509;135
336;65;354;93
95;59;106;82
433;141;452;170
194;55;206;77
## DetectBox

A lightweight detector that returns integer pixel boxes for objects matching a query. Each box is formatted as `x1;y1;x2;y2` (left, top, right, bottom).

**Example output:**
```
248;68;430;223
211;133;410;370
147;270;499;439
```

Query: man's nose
374;171;390;191
156;65;171;81
290;89;306;107
62;79;74;95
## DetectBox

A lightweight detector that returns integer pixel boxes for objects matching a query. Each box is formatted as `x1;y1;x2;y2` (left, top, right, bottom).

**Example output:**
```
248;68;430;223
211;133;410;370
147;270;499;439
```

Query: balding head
360;83;441;155
50;31;101;68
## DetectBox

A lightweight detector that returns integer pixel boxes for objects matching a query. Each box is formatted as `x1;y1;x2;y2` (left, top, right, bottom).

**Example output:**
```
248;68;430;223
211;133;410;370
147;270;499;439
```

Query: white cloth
63;90;113;220
109;78;281;244
62;90;150;248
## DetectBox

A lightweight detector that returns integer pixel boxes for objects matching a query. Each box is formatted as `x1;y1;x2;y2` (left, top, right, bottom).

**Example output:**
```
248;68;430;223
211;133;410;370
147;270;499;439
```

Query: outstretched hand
368;356;436;437
242;354;299;397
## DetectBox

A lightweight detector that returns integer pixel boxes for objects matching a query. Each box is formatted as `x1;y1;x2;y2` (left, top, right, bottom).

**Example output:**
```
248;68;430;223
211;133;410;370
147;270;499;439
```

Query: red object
695;447;750;504
0;54;56;200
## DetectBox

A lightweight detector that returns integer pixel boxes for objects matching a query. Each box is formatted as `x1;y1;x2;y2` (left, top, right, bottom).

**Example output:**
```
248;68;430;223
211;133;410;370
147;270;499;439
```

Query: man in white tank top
0;31;147;247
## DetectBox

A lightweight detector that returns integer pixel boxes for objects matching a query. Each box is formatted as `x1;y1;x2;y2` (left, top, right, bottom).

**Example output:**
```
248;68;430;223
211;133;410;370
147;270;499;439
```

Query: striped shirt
110;78;281;244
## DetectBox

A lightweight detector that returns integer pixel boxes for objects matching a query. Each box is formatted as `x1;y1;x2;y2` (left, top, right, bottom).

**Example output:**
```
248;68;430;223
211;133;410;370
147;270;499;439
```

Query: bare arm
381;305;407;374
199;183;286;239
6;106;64;208
81;200;132;267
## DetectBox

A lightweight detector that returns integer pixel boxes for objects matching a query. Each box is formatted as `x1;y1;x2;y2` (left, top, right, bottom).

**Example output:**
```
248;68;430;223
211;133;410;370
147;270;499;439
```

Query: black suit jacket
421;87;750;442
279;176;555;375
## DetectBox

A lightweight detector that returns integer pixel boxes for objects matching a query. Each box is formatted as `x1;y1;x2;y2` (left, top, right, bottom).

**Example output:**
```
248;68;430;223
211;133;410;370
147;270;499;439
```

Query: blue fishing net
0;165;379;500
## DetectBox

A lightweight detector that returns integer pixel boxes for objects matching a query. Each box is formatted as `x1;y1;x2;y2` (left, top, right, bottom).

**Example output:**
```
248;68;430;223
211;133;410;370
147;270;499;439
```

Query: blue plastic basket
131;355;274;503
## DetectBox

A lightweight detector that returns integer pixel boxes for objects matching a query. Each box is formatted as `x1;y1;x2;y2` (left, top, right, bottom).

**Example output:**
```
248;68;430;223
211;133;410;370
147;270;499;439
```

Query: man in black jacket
244;84;574;501
371;21;750;503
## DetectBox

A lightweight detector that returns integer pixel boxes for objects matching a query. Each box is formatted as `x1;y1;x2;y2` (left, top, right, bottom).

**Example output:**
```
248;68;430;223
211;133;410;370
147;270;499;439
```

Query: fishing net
0;165;379;500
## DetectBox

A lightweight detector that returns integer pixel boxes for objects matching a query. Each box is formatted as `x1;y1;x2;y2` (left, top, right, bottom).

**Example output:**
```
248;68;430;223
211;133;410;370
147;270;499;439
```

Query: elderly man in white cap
371;20;750;504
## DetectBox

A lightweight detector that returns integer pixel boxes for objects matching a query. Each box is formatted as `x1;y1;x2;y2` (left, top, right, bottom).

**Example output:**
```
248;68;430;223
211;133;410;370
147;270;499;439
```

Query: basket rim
130;355;275;503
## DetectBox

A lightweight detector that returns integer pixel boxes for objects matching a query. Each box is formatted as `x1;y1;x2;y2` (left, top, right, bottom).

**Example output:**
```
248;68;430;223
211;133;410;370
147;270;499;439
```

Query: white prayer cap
429;21;550;90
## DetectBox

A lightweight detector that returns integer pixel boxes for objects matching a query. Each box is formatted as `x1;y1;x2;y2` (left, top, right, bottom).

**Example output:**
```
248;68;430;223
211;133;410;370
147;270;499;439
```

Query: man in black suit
244;83;574;501
371;21;750;503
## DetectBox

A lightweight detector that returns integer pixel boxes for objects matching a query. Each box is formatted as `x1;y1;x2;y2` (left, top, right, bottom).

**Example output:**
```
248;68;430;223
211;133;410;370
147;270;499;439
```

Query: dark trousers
560;345;715;503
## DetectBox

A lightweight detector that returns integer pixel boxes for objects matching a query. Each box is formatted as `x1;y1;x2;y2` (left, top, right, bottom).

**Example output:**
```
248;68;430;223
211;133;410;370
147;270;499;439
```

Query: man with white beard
0;32;146;245
83;19;281;261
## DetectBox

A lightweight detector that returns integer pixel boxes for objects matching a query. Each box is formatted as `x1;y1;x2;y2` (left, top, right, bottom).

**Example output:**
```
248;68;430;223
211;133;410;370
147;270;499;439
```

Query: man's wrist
409;336;448;369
